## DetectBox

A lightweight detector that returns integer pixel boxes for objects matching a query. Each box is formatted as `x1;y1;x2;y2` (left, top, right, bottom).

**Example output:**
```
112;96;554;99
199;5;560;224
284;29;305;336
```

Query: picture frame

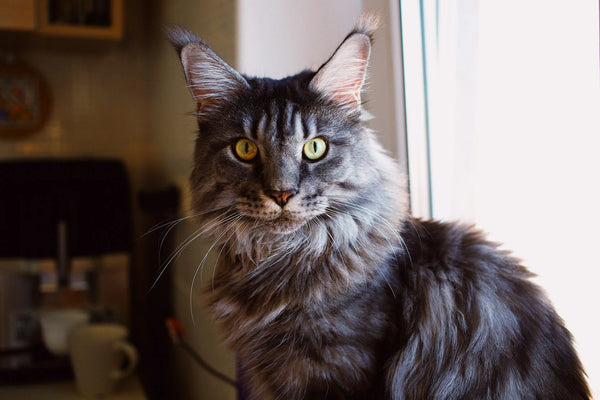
37;0;123;40
0;63;51;138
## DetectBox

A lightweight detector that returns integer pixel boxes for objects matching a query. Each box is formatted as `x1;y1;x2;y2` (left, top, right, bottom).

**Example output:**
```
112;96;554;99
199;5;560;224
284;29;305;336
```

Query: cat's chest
210;253;394;346
213;283;391;367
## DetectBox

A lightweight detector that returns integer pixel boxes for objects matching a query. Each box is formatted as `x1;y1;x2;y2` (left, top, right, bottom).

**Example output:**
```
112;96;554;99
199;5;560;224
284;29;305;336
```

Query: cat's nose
266;189;297;208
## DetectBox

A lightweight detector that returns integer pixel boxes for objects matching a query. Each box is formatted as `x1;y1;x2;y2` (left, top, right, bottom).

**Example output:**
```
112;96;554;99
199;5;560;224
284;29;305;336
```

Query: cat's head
168;14;406;238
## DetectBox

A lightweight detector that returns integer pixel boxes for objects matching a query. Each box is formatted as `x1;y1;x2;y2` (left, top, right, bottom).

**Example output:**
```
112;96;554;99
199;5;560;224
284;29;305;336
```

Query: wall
237;0;362;78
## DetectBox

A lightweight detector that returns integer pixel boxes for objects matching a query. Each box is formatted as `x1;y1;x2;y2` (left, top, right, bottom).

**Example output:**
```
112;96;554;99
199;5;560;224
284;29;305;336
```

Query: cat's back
388;218;590;399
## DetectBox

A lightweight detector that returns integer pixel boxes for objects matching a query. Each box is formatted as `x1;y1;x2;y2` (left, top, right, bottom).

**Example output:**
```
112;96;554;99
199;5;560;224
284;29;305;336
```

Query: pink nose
267;189;297;207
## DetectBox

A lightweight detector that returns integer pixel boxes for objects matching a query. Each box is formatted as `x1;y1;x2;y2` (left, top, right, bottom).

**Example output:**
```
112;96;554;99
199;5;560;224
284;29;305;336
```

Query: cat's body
168;14;589;400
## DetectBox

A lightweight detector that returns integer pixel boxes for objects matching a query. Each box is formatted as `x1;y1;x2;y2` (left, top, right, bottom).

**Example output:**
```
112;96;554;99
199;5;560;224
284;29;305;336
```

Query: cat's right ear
165;26;249;115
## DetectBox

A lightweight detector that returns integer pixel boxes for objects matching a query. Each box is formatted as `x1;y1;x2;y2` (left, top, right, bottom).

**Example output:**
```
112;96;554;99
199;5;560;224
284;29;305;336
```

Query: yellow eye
303;138;328;161
233;138;258;162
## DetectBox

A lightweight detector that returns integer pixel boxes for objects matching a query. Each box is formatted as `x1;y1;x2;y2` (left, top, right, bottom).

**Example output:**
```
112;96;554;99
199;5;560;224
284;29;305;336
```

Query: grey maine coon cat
167;14;589;400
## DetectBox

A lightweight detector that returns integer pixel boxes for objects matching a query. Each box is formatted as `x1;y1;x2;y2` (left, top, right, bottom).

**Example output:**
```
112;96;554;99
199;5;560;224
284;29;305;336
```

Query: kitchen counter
0;376;147;400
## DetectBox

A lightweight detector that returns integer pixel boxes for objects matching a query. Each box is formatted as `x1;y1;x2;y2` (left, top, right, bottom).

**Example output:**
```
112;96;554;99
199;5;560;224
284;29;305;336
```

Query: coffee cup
69;323;138;397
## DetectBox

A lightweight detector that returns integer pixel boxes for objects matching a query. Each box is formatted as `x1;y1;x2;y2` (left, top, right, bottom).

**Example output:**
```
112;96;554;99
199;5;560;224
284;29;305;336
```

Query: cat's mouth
236;199;324;235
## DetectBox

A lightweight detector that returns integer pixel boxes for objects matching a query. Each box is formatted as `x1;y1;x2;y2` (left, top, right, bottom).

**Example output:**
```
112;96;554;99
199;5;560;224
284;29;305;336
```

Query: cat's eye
233;138;258;162
303;138;328;161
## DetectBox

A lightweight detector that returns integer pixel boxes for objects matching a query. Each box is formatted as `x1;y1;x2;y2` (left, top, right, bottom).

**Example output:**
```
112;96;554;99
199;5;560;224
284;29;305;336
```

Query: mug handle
110;341;139;380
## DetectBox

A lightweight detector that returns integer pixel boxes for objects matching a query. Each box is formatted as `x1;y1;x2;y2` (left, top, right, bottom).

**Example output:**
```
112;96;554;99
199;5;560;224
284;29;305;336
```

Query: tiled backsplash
0;40;153;181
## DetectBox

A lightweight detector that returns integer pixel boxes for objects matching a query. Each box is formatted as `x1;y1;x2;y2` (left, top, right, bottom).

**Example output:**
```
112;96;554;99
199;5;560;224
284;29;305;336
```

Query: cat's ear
309;13;379;111
166;26;249;115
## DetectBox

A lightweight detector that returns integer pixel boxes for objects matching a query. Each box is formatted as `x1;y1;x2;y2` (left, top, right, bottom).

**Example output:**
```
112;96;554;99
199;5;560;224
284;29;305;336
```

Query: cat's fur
167;14;590;400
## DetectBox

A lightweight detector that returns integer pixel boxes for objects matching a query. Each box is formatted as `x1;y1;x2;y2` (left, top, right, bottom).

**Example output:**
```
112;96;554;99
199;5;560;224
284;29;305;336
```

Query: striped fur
168;13;589;400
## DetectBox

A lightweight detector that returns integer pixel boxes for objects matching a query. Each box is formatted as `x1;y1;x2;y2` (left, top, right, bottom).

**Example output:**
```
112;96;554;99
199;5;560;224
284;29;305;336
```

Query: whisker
211;216;244;292
144;206;230;269
147;209;234;293
143;205;229;237
190;213;241;325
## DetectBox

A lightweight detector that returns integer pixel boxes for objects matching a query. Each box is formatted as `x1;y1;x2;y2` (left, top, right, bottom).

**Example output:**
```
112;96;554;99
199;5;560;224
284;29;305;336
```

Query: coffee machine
0;159;132;383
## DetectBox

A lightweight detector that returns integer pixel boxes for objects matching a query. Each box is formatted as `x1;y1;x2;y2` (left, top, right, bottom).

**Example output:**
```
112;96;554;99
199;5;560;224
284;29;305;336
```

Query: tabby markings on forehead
305;114;317;139
251;106;313;142
285;102;295;135
265;101;278;137
242;116;253;138
256;113;268;141
293;112;303;141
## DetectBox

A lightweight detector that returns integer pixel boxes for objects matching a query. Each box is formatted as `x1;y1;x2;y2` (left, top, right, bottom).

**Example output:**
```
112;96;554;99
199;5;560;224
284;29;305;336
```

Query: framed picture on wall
0;62;51;138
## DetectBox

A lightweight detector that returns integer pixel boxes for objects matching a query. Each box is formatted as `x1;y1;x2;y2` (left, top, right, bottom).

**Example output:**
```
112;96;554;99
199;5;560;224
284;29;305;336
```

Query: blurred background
0;0;597;399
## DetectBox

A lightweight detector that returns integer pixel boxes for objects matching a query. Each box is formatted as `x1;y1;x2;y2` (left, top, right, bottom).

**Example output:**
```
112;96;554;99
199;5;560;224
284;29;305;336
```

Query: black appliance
0;158;132;383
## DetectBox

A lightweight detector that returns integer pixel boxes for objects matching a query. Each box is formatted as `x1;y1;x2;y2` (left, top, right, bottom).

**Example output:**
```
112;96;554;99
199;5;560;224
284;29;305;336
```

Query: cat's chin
264;218;307;235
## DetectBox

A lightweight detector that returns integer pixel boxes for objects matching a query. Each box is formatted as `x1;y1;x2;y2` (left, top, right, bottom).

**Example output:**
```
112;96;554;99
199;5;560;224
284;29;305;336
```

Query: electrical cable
166;317;237;388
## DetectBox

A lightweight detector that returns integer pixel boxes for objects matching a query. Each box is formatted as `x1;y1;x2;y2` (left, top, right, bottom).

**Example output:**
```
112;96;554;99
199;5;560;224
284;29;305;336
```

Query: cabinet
0;0;36;31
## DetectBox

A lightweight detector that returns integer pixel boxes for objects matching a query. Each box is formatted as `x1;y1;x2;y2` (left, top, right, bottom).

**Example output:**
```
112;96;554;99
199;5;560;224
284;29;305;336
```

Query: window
400;1;600;396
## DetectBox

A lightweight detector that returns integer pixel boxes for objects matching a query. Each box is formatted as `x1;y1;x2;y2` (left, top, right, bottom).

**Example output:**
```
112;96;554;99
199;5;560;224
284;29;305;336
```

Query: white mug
39;308;90;356
69;323;138;397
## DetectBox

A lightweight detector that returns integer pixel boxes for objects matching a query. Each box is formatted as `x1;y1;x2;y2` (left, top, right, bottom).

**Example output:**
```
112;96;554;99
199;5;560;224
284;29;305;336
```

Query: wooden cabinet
0;0;36;31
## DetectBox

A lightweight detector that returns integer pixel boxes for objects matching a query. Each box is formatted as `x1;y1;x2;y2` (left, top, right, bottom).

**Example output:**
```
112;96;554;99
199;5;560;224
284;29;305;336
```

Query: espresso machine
0;159;132;383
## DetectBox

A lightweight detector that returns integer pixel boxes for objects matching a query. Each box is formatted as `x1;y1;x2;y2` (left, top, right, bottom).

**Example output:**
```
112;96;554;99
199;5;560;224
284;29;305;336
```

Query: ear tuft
351;12;381;41
164;24;203;55
166;25;249;116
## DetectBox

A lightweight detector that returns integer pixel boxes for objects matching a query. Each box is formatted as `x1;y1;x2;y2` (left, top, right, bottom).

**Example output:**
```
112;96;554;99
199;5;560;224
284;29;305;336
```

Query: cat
167;13;590;400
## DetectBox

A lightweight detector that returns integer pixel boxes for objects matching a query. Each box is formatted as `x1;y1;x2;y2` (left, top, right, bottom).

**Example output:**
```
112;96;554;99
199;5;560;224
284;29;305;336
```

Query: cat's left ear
309;14;379;111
